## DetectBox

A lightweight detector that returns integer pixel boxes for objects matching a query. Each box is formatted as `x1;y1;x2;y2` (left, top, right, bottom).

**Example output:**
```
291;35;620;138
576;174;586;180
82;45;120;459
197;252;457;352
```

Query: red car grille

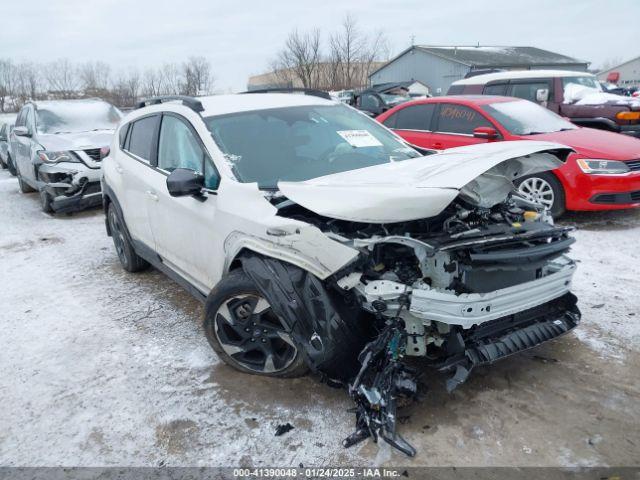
626;159;640;171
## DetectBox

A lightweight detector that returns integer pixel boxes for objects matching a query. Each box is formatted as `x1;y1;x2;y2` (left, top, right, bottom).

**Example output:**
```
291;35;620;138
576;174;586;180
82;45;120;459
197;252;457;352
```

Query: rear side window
447;85;464;95
435;104;492;135
119;124;129;148
483;83;507;95
126;115;159;161
387;104;435;131
507;82;551;102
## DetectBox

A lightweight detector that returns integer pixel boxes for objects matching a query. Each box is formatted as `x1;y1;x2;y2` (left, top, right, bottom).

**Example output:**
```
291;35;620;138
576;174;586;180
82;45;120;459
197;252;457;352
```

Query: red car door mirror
473;126;499;140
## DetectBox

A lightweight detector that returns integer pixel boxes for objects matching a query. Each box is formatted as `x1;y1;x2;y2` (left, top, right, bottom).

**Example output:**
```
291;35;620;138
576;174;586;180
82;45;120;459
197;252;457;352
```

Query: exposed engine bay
260;190;581;456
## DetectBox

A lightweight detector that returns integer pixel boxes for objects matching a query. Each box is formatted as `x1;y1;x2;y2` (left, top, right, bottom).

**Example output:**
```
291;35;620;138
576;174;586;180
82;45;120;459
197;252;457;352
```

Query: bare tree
46;59;79;98
182;56;214;96
79;61;111;93
0;59;15;112
328;15;388;90
158;63;182;95
275;29;322;89
0;57;216;111
110;68;141;108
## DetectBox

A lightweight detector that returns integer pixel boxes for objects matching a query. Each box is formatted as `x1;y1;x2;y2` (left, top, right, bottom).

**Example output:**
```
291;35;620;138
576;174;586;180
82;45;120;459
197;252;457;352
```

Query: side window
119;124;129;148
158;115;220;189
435;104;492;135
507;82;551;102
392;104;436;131
126;115;160;161
483;83;507;95
158;115;204;173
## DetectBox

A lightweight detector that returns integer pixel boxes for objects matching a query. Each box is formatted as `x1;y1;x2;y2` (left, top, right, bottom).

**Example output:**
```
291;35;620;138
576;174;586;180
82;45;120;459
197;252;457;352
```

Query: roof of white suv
452;69;595;86
198;93;336;117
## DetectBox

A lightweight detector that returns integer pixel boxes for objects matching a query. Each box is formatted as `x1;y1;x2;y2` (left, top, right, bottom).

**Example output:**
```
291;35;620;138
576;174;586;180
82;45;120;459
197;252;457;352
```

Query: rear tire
204;269;308;378
515;172;565;218
107;203;149;273
0;156;6;169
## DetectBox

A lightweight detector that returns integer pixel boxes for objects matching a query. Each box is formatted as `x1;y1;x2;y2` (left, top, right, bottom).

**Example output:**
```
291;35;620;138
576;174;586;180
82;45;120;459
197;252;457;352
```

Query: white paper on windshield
337;130;383;148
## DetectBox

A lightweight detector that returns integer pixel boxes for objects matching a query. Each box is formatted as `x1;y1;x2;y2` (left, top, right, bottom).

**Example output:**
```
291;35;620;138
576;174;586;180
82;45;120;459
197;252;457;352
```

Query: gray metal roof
370;46;589;78
415;46;588;67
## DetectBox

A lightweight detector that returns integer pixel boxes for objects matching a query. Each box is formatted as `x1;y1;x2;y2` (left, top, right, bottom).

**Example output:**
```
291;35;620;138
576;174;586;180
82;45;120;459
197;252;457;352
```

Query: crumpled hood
278;141;572;223
37;130;114;151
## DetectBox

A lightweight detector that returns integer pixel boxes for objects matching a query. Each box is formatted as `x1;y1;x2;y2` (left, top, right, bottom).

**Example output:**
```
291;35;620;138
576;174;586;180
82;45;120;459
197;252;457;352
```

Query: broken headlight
576;158;630;175
37;150;80;164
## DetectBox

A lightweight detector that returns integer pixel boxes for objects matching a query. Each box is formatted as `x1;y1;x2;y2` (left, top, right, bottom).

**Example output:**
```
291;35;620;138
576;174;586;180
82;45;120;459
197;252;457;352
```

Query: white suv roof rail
136;95;204;113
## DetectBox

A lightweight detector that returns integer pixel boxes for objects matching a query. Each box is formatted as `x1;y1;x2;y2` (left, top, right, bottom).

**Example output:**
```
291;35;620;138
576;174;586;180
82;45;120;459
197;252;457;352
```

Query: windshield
482;100;577;135
562;76;602;91
36;100;122;134
204;104;420;189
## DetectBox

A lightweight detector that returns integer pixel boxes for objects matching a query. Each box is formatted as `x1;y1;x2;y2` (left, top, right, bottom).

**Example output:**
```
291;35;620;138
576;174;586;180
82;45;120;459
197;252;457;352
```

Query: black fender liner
240;255;371;380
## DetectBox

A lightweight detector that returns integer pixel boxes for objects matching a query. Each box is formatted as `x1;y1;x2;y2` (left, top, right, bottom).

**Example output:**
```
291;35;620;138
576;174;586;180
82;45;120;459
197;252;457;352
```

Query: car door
429;103;497;149
145;113;222;293
12;106;34;180
117;114;161;250
381;103;437;148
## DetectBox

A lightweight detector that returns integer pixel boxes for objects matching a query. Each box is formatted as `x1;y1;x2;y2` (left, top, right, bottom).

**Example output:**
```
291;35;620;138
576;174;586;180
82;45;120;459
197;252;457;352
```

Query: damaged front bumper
437;292;580;391
409;257;576;328
38;161;102;213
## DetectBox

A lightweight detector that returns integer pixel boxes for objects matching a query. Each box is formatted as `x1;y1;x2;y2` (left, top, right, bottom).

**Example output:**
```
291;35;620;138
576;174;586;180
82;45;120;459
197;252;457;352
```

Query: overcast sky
2;0;638;92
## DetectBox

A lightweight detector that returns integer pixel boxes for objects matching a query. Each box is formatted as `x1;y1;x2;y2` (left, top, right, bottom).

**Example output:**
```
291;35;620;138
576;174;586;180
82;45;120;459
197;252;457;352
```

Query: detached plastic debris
274;423;294;436
343;298;419;457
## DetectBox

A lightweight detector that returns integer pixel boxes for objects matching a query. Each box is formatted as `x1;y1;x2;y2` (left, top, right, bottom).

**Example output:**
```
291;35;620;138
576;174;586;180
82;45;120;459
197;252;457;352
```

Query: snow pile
564;83;640;107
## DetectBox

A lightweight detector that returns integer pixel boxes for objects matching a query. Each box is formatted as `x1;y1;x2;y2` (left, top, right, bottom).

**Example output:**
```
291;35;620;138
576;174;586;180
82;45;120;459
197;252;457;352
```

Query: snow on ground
0;169;639;467
562;210;640;358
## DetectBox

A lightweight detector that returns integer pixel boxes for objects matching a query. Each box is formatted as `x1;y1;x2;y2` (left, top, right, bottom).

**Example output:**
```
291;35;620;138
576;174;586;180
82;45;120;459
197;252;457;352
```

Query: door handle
146;190;159;201
115;163;124;174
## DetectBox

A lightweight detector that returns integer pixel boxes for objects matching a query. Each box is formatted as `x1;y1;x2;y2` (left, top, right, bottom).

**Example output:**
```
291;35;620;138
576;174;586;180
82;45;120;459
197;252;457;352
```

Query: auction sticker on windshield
337;130;383;148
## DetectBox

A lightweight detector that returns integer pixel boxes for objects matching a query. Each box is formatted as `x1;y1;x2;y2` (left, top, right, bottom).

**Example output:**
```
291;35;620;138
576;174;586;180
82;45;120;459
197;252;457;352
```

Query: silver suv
11;98;122;213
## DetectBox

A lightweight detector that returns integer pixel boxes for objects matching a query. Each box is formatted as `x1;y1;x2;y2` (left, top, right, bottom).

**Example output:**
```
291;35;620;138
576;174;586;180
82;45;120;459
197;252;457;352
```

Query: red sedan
377;96;640;216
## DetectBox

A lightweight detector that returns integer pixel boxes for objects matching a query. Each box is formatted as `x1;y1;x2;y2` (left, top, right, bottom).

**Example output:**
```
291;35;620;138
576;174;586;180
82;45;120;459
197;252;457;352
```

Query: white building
597;55;640;87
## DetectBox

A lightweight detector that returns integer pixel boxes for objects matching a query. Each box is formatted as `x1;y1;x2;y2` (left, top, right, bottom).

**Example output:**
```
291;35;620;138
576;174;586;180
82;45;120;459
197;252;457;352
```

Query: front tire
40;190;54;213
515;172;565;217
17;170;36;193
107;203;149;273
204;270;307;378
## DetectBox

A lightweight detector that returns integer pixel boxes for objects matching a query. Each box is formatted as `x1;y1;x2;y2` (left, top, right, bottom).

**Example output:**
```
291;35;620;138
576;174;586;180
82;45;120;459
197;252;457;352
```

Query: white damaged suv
102;92;580;455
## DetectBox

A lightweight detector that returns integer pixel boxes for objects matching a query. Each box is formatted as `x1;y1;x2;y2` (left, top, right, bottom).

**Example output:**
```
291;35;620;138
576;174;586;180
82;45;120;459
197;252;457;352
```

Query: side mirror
473;126;499;140
166;168;204;197
536;88;550;103
13;126;30;137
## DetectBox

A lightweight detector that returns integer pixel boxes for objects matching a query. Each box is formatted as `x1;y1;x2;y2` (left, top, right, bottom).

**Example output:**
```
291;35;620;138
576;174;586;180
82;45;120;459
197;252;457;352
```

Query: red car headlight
576;158;630;175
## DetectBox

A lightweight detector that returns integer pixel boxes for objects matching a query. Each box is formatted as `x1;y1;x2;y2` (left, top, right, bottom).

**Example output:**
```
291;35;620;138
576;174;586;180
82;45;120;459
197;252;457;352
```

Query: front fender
223;226;359;280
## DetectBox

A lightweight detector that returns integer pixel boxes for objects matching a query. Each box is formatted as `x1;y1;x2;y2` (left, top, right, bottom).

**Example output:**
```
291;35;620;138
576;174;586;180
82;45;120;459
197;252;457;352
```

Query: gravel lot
0;168;638;467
